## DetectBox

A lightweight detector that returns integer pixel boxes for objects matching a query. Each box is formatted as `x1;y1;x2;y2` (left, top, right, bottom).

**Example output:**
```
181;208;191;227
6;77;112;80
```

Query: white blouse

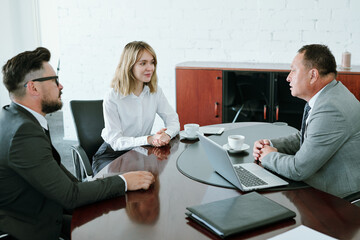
101;86;180;151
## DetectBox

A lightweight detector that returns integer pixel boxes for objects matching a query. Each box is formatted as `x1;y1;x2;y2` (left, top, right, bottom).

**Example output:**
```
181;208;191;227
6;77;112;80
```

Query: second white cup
228;135;245;150
184;123;200;137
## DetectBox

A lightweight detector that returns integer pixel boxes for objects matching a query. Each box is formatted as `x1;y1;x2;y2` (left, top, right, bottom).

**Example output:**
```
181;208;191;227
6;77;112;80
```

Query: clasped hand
253;139;278;161
147;128;171;147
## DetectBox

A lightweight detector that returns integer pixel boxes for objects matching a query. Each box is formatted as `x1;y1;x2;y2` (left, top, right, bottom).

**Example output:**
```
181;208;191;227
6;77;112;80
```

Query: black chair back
70;100;104;165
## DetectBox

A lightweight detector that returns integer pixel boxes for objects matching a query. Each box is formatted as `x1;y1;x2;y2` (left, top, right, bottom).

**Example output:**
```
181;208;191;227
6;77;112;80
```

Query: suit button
56;219;62;224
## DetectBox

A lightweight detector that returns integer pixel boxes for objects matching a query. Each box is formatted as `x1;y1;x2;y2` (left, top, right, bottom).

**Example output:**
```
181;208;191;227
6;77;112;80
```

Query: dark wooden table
71;123;360;239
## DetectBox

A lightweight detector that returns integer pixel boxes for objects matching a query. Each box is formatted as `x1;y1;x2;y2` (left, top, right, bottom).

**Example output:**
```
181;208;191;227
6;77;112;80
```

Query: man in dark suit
253;44;360;198
0;47;155;240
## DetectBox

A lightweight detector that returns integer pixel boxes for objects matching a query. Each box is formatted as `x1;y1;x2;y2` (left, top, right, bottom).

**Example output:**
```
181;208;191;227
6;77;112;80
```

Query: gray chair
70;100;104;181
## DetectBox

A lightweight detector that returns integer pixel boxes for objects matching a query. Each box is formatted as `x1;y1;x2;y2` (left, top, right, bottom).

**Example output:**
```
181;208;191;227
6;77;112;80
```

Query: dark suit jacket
0;103;126;240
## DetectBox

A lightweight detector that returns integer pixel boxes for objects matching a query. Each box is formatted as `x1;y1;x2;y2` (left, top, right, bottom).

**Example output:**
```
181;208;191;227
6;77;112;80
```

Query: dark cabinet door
223;71;305;130
176;69;222;129
223;71;271;123
273;72;306;130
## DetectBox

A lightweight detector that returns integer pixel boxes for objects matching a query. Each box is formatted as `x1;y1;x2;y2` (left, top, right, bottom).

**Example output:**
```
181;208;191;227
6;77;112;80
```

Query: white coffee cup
228;135;245;150
184;123;200;138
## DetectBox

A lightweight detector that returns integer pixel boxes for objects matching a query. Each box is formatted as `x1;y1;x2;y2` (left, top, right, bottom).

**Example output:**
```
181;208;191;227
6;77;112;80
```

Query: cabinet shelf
176;62;360;130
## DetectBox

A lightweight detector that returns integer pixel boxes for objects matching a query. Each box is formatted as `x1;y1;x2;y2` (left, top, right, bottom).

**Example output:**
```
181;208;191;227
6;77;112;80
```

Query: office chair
70;100;104;182
344;191;360;208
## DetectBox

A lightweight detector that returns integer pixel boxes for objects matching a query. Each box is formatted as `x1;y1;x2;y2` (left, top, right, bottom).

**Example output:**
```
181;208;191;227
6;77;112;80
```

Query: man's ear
26;81;40;96
309;68;319;84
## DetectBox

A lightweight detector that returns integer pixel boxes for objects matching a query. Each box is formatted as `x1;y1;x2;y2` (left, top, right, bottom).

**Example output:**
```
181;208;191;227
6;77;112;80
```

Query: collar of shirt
308;82;330;109
14;102;48;130
118;85;150;99
306;81;331;123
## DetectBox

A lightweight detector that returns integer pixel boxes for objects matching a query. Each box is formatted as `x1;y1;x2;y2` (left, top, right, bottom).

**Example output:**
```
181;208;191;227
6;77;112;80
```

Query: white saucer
222;143;250;153
180;132;198;140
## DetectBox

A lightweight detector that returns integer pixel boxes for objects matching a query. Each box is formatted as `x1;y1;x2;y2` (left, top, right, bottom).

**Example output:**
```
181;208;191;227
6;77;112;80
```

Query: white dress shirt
101;86;180;151
14;102;48;130
306;84;326;125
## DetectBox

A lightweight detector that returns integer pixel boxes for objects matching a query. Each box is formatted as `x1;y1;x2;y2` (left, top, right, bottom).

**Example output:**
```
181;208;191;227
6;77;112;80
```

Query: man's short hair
2;47;51;97
298;44;337;78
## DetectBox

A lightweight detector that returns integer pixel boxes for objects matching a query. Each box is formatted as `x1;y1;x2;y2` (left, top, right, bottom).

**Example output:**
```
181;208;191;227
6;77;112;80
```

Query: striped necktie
300;103;311;145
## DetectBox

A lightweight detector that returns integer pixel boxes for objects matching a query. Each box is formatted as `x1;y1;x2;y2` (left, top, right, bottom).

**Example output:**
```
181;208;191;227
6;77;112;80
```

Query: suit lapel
10;102;61;165
301;80;338;143
44;128;61;165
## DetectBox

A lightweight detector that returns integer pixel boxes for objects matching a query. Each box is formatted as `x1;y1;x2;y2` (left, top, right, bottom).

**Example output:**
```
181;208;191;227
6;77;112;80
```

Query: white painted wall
57;0;360;140
37;0;61;73
0;0;41;106
2;0;360;141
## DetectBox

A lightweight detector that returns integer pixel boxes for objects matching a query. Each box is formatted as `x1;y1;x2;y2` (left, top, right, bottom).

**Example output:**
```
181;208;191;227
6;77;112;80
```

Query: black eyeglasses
24;76;59;87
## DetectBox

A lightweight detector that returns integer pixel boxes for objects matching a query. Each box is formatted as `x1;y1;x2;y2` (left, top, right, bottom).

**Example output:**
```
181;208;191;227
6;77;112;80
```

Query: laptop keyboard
234;165;268;187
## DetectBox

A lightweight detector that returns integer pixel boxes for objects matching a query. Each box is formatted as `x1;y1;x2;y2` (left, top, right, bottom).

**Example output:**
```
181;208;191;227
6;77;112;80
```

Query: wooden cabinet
176;62;360;130
222;71;306;130
176;69;222;129
337;74;360;100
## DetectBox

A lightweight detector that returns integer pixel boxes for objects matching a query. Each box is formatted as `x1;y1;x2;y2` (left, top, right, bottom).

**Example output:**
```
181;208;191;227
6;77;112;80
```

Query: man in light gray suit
253;44;360;198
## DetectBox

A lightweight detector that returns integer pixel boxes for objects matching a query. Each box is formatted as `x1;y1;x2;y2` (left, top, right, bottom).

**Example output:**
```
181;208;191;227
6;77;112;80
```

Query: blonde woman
96;41;179;163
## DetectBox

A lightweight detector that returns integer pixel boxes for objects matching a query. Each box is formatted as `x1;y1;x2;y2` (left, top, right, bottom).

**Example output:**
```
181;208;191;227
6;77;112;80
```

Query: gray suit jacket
0;103;126;240
262;80;360;198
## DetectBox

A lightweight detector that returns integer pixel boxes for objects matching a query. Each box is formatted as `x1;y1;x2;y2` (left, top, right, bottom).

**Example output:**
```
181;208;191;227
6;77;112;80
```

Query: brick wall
56;0;360;140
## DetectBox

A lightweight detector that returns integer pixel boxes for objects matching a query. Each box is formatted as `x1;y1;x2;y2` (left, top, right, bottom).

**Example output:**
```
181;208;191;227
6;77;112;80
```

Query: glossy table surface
71;123;360;240
177;122;307;190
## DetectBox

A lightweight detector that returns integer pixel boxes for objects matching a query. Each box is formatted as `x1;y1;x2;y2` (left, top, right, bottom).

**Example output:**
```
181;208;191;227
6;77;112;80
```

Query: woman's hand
147;128;171;147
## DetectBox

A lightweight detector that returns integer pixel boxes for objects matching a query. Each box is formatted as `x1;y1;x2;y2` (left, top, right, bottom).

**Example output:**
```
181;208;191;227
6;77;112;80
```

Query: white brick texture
54;0;360;139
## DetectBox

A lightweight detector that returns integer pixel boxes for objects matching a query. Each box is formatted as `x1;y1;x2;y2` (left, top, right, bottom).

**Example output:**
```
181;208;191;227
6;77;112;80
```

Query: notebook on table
197;133;288;191
186;192;296;238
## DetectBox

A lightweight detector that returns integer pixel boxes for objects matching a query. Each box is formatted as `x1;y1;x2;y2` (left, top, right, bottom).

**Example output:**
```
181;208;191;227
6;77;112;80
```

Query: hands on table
253;139;278;162
122;171;155;191
147;128;171;147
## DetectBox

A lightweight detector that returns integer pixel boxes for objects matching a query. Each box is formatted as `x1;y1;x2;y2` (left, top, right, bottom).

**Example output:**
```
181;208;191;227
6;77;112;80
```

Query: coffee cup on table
184;123;200;138
228;135;245;150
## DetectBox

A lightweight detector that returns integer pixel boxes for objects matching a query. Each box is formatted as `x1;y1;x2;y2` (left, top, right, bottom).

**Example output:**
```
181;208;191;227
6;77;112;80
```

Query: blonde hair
111;41;158;95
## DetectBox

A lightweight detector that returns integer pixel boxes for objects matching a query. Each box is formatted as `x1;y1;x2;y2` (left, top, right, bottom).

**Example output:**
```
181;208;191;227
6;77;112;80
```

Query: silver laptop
197;133;288;191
